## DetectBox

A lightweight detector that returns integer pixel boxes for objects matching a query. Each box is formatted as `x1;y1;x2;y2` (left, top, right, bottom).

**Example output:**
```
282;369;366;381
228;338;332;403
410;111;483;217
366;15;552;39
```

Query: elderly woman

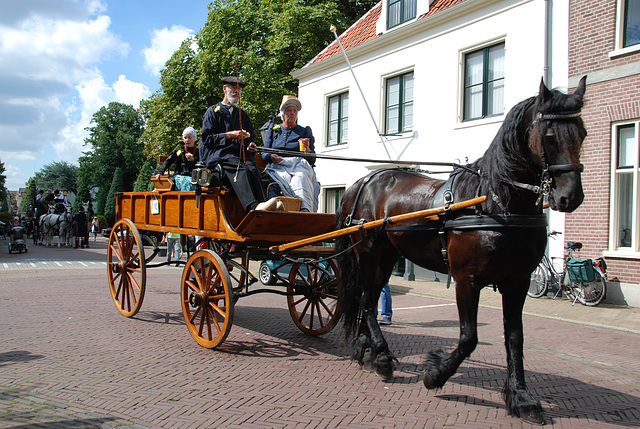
262;95;319;212
155;127;200;191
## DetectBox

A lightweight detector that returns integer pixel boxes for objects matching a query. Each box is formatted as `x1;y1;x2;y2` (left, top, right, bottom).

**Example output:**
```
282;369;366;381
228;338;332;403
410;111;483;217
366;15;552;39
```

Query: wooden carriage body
115;188;336;247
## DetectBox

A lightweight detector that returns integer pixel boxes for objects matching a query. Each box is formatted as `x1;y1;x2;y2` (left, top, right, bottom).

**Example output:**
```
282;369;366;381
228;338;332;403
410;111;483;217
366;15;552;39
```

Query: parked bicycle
528;231;608;306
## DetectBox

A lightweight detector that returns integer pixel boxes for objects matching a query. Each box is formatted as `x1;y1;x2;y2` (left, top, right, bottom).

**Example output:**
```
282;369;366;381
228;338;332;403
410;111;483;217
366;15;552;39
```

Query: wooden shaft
269;195;487;253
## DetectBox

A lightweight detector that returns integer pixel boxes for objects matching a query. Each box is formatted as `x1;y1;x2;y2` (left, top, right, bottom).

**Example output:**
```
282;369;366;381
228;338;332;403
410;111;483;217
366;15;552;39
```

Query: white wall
294;0;570;237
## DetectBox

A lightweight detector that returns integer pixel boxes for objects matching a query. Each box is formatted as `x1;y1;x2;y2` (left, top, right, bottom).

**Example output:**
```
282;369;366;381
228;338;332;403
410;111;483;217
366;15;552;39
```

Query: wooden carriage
107;177;484;348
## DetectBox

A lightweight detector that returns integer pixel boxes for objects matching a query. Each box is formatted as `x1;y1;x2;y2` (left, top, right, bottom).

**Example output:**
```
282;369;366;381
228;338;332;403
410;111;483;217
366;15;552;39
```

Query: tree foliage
140;0;377;161
133;159;157;192
33;161;78;194
104;167;124;225
0;160;8;213
19;177;38;213
80;102;145;193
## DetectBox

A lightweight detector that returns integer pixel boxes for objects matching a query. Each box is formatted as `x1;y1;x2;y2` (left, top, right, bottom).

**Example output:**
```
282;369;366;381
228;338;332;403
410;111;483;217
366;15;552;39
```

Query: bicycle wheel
528;264;549;298
572;269;607;306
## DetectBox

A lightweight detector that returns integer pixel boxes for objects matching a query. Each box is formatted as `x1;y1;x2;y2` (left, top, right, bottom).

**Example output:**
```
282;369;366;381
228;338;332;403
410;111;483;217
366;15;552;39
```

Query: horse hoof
520;409;545;425
422;349;449;389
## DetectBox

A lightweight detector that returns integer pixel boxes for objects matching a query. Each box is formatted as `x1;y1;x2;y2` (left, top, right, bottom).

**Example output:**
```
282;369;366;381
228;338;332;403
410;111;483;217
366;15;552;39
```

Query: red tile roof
307;0;466;66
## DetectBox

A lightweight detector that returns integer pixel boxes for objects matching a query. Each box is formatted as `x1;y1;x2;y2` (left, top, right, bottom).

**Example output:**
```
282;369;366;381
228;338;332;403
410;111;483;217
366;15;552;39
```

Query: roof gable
307;0;466;66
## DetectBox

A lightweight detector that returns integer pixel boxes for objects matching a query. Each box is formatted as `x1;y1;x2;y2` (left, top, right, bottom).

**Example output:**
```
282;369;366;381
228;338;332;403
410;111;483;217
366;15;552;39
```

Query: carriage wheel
181;250;234;348
107;219;146;317
287;259;341;335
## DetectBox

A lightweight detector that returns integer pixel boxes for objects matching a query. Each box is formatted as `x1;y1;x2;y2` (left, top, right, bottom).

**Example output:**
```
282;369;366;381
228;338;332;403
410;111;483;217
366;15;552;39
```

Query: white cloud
142;25;194;75
0;0;153;190
50;73;151;164
113;75;150;108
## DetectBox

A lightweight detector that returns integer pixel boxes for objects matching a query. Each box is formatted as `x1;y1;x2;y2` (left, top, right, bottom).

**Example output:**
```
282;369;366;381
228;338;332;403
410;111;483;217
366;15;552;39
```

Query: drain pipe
544;0;552;86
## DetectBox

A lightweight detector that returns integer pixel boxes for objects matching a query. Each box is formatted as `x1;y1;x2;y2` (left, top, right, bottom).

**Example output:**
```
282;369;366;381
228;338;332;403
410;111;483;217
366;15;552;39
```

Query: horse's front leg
500;279;544;424
351;285;395;380
423;275;480;389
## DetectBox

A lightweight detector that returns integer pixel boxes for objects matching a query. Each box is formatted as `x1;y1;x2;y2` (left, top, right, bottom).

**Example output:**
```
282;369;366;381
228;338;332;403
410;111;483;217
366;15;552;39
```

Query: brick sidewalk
1;260;639;428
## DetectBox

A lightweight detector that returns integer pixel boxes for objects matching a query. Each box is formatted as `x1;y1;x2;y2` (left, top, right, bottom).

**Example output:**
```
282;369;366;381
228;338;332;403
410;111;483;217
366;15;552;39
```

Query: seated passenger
261;95;319;212
154;127;200;191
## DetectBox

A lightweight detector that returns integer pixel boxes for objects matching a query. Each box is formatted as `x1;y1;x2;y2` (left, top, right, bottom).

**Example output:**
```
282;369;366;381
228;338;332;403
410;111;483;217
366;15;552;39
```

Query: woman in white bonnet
261;95;319;212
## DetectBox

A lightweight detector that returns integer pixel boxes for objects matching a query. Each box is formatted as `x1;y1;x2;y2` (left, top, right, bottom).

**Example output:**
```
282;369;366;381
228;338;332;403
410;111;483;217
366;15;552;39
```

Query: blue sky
0;0;211;190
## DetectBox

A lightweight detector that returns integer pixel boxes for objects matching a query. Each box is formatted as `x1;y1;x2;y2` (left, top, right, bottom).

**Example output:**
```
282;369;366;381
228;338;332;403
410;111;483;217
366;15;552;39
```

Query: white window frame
323;88;349;151
459;40;506;123
323;186;345;214
607;120;640;257
326;91;349;148
610;0;640;58
382;69;414;136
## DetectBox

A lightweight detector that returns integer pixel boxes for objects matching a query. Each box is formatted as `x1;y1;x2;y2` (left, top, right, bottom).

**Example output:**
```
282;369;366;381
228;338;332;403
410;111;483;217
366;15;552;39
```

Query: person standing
165;232;181;263
200;76;280;212
91;217;99;242
375;282;393;325
73;206;88;249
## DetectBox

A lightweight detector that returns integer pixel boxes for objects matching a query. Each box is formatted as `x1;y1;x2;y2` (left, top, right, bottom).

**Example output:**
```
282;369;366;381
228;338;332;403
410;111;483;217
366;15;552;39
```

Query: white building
293;0;571;262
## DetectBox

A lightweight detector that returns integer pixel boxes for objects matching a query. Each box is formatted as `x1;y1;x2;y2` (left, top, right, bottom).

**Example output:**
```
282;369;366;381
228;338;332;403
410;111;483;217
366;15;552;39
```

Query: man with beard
201;76;281;212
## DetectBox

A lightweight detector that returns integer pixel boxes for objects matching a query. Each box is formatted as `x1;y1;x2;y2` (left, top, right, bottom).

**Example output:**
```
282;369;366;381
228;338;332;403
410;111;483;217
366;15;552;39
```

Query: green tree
33;161;78;194
81;102;145;193
104;167;124;225
95;186;108;218
0;160;8;214
19;177;38;213
140;0;376;160
140;39;205;161
74;161;95;214
134;159;157;192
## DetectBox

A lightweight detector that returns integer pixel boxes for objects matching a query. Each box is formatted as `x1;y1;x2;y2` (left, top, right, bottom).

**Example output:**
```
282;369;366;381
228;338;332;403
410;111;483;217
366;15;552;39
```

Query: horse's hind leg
500;279;544;424
423;276;480;389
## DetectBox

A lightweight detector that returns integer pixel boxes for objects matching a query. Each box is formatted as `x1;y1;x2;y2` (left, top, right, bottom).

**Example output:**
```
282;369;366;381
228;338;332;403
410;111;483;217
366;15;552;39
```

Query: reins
258;147;473;172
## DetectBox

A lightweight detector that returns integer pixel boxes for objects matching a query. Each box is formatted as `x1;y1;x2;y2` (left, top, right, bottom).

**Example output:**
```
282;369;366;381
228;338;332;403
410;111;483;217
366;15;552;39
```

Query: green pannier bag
566;258;595;283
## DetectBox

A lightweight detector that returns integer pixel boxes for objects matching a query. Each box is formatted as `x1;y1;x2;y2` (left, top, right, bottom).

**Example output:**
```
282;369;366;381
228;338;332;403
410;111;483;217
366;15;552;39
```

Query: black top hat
221;76;246;88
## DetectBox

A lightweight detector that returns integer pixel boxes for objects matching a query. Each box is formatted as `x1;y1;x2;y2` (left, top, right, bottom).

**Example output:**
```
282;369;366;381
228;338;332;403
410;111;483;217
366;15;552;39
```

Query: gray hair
182;127;197;139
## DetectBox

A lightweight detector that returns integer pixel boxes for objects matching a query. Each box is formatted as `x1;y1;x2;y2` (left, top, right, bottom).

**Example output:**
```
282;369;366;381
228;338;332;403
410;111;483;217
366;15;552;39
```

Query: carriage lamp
191;166;212;187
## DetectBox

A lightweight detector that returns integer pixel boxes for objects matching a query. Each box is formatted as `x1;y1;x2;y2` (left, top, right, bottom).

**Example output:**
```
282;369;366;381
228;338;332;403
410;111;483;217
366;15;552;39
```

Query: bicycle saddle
566;241;583;250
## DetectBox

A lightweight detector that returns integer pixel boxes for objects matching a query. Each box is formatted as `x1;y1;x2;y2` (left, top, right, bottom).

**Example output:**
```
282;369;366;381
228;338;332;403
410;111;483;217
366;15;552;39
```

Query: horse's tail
335;215;362;340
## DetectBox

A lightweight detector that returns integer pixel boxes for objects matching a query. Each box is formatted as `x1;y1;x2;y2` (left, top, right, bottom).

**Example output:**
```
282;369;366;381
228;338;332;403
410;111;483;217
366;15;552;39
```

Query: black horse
335;77;587;424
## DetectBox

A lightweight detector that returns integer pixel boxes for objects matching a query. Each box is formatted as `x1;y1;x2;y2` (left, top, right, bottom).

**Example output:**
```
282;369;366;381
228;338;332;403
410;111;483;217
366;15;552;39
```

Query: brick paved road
1;237;639;428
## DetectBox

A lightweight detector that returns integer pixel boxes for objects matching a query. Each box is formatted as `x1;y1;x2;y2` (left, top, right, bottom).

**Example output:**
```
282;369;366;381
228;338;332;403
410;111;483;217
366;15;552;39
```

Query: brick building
567;0;640;305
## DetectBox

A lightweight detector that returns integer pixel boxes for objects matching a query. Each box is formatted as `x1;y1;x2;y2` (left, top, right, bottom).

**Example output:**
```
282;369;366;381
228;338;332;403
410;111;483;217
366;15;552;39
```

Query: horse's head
527;76;587;212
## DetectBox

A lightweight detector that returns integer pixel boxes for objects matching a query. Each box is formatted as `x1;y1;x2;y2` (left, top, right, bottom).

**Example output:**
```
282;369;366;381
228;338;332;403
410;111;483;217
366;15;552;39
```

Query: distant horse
59;213;74;247
335;77;587;424
39;211;72;247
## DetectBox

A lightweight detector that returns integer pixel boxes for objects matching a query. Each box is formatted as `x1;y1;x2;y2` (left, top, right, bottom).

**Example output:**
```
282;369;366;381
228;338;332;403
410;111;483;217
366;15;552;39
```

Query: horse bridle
515;110;585;205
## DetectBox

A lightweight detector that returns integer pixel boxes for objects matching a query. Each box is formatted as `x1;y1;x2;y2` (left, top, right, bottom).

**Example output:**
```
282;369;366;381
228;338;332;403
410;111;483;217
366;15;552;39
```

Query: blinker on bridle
518;110;585;205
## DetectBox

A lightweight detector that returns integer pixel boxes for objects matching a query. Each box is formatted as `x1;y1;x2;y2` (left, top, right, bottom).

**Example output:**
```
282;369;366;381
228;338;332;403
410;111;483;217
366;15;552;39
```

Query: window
612;122;639;251
327;93;348;146
624;0;640;47
388;0;417;29
385;72;413;134
324;187;345;214
463;43;505;121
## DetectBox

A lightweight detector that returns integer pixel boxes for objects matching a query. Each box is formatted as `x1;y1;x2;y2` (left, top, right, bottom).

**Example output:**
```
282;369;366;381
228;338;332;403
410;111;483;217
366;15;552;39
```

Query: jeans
167;236;181;262
375;283;392;318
